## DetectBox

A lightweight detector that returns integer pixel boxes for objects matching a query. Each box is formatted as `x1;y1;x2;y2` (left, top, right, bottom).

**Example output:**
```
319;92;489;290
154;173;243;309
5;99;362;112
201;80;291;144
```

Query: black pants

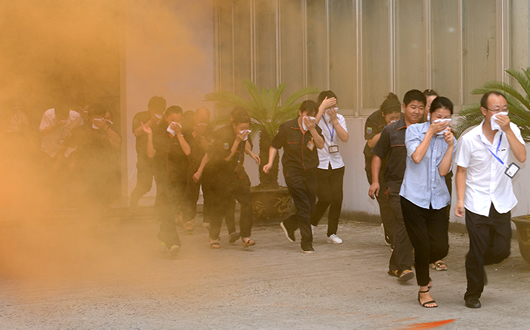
401;197;449;286
202;171;236;233
209;170;252;240
464;205;512;299
310;165;344;236
366;171;396;246
183;167;201;223
284;169;318;250
387;182;414;272
155;171;186;248
130;156;156;209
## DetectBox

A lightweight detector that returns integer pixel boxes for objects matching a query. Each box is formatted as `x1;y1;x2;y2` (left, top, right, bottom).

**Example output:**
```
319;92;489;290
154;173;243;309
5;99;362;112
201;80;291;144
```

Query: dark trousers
156;172;186;248
400;197;449;286
284;169;318;250
464;205;512;299
202;173;236;233
310;165;344;236
209;170;252;240
387;182;414;272
183;167;201;223
130;156;155;208
366;172;396;246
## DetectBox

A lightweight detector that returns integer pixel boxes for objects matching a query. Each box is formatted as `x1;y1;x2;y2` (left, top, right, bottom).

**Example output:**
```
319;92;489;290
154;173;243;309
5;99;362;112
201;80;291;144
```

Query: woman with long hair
399;96;456;307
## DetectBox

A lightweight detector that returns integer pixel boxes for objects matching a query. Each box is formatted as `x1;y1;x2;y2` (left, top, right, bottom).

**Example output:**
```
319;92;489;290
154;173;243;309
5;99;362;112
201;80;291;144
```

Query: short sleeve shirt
371;117;408;184
455;121;524;216
66;122;119;174
207;124;246;176
317;113;347;169
152;124;192;178
39;109;83;158
271;118;323;175
399;122;457;209
132;111;153;157
363;110;388;177
187;125;214;171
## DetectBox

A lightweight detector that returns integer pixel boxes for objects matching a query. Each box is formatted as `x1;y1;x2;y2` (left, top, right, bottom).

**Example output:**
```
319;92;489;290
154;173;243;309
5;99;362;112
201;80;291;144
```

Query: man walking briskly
455;92;526;309
130;96;167;212
369;90;426;282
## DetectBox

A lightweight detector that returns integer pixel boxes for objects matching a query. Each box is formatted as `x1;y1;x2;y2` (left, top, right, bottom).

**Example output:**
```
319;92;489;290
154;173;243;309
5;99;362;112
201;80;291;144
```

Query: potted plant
204;79;318;221
454;67;530;265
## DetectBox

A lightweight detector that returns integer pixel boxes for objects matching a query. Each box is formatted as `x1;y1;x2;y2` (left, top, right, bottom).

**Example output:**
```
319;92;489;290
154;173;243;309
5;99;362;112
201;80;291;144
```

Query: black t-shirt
206;124;246;177
271;117;323;175
363;110;387;172
67;122;120;176
132;111;154;157
186;124;214;171
152;125;192;178
371;117;408;185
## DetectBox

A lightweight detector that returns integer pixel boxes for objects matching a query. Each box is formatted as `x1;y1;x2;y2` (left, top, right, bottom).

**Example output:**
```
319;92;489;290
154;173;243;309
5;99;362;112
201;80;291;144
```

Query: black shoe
280;222;296;242
465;297;481;308
301;246;315;254
229;232;240;244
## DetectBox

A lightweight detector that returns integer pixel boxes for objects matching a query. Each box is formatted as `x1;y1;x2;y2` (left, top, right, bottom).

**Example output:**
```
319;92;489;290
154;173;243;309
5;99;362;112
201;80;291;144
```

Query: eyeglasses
485;107;508;113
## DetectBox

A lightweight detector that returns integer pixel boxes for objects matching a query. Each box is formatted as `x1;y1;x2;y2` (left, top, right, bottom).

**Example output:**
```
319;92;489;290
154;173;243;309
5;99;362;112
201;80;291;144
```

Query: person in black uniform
130;96;166;212
363;93;402;246
140;105;191;258
263;100;325;254
369;90;426;282
182;107;213;233
193;107;259;249
65;103;122;220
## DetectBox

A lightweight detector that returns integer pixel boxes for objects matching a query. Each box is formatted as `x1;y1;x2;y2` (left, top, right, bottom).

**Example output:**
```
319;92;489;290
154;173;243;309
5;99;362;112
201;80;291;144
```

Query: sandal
398;269;414;282
418;289;438;308
241;237;255;248
209;239;220;249
432;260;448;271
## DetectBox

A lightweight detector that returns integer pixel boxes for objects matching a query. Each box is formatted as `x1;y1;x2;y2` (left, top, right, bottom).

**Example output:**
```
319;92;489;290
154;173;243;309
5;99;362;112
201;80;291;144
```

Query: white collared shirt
39;109;83;158
455;120;524;216
317;113;347;170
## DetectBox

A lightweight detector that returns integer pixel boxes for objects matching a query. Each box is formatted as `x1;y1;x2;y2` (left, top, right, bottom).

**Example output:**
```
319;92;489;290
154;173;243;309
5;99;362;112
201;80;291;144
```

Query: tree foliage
204;80;319;140
454;68;530;142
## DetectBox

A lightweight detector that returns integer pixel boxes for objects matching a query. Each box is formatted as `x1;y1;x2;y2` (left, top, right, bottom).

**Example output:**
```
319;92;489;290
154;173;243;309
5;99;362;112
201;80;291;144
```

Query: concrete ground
0;213;529;330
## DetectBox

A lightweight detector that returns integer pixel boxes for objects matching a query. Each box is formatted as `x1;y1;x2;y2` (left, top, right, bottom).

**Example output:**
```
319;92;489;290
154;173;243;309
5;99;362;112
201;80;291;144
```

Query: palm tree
454;67;530;142
204;79;318;189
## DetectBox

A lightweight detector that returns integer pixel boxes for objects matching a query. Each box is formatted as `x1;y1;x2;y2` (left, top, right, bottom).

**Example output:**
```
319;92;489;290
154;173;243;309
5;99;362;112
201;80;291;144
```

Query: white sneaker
311;225;316;238
327;234;343;244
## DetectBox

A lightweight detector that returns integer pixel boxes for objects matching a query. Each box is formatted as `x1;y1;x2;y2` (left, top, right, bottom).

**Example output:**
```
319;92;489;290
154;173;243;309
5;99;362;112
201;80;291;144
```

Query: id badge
505;162;520;178
307;140;315;151
328;145;339;154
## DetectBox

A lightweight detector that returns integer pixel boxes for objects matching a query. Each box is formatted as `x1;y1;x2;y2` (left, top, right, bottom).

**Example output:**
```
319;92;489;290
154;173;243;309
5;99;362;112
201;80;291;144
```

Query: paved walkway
0;214;529;329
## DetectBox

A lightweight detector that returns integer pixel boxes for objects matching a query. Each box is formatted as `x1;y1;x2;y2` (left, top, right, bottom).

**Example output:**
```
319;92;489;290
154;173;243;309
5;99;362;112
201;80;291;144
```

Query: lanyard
483;133;505;166
238;141;244;163
323;117;335;144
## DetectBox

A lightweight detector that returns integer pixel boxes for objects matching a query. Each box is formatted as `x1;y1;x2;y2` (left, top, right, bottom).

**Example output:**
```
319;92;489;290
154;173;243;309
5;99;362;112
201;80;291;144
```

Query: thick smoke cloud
0;0;214;285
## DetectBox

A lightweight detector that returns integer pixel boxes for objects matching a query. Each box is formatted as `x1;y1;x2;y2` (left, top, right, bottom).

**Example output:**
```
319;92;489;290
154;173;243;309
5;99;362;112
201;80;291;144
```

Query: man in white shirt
455;92;526;309
39;104;83;162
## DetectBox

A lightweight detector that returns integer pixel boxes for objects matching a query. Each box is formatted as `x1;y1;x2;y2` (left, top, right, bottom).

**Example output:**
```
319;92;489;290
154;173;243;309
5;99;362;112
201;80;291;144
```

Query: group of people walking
367;89;525;309
130;89;525;310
